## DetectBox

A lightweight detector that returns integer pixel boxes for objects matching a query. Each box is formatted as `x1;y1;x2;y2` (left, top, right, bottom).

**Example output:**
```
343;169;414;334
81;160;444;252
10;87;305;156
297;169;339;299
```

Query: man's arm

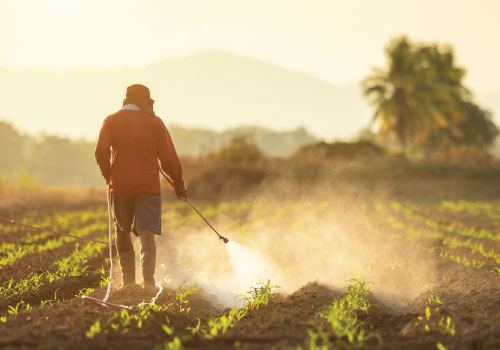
94;118;112;184
157;119;184;191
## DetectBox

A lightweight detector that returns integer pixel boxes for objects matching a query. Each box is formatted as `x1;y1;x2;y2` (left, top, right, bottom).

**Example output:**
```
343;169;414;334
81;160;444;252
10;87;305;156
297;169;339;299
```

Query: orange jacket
95;109;184;196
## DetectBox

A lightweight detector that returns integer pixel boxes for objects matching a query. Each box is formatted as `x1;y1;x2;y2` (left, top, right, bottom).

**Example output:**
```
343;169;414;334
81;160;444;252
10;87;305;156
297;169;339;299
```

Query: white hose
103;185;114;302
82;185;127;308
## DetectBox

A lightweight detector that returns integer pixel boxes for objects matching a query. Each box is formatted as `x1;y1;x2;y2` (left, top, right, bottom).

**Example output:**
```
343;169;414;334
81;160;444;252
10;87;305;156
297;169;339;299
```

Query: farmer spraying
94;84;187;294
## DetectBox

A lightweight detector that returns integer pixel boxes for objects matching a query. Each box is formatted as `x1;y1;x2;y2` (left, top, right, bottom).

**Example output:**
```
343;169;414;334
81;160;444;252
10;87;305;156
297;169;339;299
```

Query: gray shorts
111;193;162;236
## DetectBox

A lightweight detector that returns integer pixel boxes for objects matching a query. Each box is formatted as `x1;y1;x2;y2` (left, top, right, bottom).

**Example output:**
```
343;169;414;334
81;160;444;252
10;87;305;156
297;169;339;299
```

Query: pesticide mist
225;241;269;283
153;190;436;308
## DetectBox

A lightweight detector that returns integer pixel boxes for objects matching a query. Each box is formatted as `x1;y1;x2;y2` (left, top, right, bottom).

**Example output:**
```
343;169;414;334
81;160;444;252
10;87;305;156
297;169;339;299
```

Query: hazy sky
1;0;499;94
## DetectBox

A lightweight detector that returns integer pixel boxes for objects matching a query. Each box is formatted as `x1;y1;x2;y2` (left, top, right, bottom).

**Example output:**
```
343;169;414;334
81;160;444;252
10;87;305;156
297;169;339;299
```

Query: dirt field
2;192;500;350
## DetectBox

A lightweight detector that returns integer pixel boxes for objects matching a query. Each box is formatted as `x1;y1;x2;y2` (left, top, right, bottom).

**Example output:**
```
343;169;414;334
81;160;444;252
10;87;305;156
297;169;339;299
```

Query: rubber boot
118;251;136;288
140;250;156;293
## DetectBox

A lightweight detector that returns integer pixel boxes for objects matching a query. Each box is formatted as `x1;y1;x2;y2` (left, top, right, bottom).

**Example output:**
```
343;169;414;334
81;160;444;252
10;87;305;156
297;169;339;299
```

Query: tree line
0;121;316;187
362;36;498;158
0;121;102;186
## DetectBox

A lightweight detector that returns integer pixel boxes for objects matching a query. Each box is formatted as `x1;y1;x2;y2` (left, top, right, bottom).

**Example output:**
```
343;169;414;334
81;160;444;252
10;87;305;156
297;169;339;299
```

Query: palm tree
362;37;416;152
362;37;469;154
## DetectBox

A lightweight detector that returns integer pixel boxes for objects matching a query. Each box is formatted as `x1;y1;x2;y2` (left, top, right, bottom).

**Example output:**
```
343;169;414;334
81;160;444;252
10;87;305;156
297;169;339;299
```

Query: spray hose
0;218;108;245
104;186;113;301
81;185;133;308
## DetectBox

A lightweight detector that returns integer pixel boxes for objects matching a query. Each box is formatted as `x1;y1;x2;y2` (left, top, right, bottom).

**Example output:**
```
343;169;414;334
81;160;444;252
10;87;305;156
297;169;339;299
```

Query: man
95;84;186;293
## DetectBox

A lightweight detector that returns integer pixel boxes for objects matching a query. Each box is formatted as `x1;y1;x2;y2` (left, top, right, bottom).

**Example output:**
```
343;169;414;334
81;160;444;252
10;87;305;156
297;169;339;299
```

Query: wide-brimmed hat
125;84;154;104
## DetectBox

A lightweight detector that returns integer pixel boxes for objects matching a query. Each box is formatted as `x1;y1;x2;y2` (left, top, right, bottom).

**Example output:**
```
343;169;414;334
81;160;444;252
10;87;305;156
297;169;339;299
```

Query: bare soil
2;198;500;350
1;258;500;350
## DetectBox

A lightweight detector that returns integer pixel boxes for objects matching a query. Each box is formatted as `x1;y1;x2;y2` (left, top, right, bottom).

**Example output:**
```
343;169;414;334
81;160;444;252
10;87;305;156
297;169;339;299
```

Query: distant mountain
0;50;371;140
1;50;497;143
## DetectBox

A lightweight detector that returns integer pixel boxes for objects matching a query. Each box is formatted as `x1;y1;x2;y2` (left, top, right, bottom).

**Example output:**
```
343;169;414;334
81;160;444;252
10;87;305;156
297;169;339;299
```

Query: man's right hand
175;186;187;201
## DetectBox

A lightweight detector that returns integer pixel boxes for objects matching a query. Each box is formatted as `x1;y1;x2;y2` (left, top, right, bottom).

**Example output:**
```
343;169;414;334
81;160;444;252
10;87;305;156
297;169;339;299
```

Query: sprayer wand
159;168;229;244
185;199;229;244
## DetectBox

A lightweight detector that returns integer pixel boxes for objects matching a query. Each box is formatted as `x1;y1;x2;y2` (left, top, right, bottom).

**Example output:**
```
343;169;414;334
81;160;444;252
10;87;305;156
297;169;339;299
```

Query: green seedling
107;304;158;332
186;319;201;335
76;287;95;297
156;337;186;350
40;299;56;309
436;342;447;350
344;279;372;312
428;294;442;306
162;324;174;336
415;304;456;335
438;316;456;336
175;284;197;314
302;279;380;349
240;280;280;310
8;301;26;315
86;319;101;339
201;280;279;340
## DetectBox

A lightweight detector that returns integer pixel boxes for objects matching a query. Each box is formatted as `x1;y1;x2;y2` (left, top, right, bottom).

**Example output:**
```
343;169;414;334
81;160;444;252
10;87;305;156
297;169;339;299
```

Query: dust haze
150;182;436;309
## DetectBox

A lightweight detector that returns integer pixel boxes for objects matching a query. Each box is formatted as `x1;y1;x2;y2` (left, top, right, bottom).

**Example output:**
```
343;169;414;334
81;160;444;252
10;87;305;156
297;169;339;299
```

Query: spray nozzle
221;237;229;244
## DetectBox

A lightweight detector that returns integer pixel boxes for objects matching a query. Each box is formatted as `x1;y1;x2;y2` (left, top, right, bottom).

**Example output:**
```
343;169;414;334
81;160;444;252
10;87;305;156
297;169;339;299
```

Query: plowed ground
2;199;500;350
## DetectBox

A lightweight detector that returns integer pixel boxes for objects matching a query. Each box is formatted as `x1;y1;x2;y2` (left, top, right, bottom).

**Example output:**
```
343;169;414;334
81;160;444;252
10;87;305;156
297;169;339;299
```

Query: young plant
175;283;197;314
302;279;380;349
86;320;101;339
240;280;280;310
428;294;442;306
414;295;456;336
157;320;192;350
8;301;26;315
76;287;95;297
201;280;279;339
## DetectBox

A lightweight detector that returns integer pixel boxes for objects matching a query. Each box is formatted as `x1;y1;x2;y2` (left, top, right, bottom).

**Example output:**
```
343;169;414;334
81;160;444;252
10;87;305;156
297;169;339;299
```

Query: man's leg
112;194;136;288
137;230;156;291
116;229;136;286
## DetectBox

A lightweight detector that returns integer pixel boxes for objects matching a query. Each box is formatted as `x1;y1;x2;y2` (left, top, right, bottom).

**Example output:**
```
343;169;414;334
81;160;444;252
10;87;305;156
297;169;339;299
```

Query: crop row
0;237;106;301
0;208;107;242
0;221;107;269
386;202;500;264
373;202;496;271
85;280;279;349
390;202;500;241
438;200;500;225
